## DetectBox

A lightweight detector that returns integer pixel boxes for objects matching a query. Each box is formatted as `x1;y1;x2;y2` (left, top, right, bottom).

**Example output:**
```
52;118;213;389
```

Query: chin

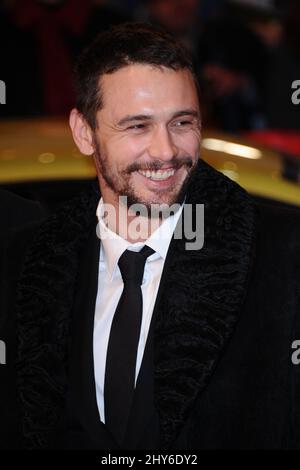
139;193;181;209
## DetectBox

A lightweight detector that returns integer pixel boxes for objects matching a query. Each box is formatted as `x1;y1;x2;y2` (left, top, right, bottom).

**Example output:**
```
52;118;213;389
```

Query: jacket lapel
14;181;100;448
152;160;256;448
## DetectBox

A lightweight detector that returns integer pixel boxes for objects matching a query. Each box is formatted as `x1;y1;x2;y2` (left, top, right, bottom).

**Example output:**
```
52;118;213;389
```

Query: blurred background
0;0;300;211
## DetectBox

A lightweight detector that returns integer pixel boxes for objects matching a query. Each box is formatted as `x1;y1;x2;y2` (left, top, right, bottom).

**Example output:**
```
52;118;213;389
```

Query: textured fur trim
153;161;255;448
15;183;99;448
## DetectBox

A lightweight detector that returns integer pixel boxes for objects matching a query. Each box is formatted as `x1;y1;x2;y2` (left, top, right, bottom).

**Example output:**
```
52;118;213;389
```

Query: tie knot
118;245;155;285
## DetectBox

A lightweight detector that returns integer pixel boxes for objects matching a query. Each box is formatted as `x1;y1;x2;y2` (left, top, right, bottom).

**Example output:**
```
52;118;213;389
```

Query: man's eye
127;123;147;130
173;120;192;127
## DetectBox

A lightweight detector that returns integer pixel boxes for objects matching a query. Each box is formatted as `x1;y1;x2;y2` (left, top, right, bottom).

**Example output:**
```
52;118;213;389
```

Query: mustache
126;156;194;174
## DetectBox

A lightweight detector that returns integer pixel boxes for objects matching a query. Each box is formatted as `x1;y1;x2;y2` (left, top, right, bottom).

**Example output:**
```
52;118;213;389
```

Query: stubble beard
93;137;199;217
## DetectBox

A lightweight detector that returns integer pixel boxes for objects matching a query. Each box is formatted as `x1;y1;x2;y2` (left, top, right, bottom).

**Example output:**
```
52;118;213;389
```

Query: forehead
98;64;199;120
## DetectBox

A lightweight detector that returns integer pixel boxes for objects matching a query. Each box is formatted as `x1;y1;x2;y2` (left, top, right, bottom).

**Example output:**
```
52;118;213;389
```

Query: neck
100;194;163;244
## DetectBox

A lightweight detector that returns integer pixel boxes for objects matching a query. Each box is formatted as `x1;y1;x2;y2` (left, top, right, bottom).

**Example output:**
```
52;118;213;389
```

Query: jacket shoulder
254;199;300;254
0;189;46;230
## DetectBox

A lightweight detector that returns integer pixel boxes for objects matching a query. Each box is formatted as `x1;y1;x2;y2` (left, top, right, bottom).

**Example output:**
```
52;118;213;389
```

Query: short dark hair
73;22;199;129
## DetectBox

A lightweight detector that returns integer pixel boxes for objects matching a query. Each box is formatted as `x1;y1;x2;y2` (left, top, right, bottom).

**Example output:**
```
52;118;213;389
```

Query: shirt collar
96;197;184;280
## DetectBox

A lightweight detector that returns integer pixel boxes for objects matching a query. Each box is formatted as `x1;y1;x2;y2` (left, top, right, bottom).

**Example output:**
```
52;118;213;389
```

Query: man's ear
69;108;94;156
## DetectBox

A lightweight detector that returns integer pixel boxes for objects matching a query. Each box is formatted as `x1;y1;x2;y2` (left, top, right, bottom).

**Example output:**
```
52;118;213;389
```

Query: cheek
175;132;201;156
108;136;147;165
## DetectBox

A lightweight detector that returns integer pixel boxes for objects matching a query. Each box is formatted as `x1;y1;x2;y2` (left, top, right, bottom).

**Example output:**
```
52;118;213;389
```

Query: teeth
138;169;176;180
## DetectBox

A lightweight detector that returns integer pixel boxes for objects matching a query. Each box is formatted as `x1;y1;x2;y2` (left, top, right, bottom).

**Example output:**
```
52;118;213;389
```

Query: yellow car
0;118;299;208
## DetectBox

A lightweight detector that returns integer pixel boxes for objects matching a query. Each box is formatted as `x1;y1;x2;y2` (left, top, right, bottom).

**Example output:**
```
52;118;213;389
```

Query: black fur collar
154;160;255;448
14;160;255;448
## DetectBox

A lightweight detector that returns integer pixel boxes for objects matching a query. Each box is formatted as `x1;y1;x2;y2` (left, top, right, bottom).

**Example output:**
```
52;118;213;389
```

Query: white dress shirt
93;197;184;423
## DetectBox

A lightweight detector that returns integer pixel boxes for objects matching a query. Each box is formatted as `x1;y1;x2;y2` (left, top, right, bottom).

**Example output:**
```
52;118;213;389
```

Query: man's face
93;64;201;210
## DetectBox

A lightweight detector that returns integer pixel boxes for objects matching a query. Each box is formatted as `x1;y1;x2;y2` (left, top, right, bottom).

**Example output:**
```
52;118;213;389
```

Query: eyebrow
172;109;200;120
117;114;153;127
116;109;200;127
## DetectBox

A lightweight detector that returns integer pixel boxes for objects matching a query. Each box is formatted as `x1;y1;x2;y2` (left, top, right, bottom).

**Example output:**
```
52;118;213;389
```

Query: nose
148;126;178;162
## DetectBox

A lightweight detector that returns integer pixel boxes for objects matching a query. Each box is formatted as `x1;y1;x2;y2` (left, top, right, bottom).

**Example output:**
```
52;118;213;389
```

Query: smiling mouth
137;168;176;181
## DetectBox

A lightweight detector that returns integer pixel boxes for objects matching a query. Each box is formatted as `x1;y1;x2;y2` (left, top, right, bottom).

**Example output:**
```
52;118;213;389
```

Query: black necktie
104;244;155;445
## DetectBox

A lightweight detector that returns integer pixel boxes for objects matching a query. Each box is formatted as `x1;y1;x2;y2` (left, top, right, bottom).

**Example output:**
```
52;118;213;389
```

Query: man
1;22;300;450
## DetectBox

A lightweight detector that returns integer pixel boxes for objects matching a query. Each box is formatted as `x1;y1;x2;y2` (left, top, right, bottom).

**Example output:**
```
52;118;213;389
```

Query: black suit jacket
1;160;300;449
